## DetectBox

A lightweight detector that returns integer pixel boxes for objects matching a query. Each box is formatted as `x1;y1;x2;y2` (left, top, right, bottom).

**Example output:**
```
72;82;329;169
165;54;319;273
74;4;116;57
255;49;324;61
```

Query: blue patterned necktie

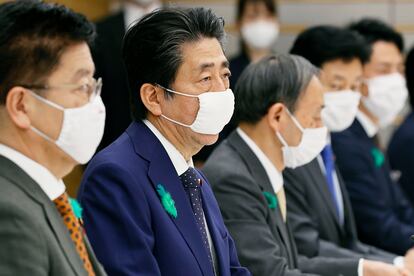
320;144;341;221
179;167;214;269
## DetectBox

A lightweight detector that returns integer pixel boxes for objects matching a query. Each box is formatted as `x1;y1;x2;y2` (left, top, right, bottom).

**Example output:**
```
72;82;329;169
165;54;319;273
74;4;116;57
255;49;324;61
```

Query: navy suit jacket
78;121;250;276
331;119;414;255
388;112;414;206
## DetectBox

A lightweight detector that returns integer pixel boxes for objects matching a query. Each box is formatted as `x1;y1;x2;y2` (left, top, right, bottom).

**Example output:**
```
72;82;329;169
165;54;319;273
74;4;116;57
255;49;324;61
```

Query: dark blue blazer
78;121;250;276
388;111;414;206
331;119;414;255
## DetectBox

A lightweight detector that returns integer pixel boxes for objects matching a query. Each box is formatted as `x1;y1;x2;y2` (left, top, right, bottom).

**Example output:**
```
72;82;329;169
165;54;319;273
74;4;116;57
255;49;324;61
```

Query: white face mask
241;20;279;50
276;109;328;169
158;85;235;135
363;73;408;127
30;93;106;164
322;90;361;132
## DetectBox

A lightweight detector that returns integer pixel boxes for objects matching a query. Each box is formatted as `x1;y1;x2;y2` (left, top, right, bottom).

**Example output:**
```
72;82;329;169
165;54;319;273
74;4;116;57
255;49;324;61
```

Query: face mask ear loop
30;126;56;143
29;90;65;111
285;108;304;132
160;114;192;128
276;131;289;148
155;84;199;98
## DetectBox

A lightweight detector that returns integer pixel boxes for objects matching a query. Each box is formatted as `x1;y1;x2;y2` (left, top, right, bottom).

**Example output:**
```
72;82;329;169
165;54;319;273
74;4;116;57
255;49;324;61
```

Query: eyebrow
332;74;346;81
198;60;230;72
71;68;95;82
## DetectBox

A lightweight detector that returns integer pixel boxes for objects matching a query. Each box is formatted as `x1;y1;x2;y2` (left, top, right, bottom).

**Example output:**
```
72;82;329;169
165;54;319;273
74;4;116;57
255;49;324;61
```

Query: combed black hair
234;54;319;124
290;25;371;67
123;7;226;121
0;0;96;103
236;0;278;21
348;18;404;52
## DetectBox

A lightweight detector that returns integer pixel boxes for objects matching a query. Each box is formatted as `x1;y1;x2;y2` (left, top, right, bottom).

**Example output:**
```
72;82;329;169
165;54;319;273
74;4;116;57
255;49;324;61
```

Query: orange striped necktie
53;192;95;276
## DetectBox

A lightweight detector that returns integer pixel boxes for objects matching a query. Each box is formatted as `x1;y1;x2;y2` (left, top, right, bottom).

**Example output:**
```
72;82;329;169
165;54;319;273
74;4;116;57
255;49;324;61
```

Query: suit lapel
227;131;295;263
127;122;214;276
0;156;85;276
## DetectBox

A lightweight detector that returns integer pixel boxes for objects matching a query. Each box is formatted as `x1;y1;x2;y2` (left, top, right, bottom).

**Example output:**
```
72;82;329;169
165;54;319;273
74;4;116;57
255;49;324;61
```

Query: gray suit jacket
283;158;396;263
202;131;359;276
0;156;106;276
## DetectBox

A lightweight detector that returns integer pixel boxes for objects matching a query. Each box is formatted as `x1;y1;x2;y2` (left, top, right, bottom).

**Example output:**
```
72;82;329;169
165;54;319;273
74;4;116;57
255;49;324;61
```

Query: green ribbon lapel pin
371;148;385;168
69;198;83;220
156;184;178;219
263;191;278;210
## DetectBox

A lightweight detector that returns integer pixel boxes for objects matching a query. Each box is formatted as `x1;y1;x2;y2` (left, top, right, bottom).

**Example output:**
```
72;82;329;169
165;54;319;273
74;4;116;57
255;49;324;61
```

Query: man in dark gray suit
285;25;414;274
0;2;106;275
203;54;409;276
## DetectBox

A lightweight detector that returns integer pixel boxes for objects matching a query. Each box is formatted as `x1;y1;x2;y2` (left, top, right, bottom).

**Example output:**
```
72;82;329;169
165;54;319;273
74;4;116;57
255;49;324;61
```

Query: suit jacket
92;11;131;150
388;111;414;206
0;156;106;276
202;131;359;276
283;158;396;265
331;119;414;255
78;121;250;276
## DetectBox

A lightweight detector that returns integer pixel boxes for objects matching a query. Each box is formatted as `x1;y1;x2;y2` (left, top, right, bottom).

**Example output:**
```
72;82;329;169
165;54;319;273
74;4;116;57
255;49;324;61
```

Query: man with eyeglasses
0;1;106;275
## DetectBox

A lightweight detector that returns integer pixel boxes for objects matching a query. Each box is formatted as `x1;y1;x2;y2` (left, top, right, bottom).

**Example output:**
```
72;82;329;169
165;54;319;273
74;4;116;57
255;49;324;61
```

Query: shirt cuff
394;256;405;268
358;258;364;276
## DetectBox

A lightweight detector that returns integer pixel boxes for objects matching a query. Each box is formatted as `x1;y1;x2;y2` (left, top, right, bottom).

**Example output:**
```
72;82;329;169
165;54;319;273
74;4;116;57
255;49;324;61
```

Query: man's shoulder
0;175;45;225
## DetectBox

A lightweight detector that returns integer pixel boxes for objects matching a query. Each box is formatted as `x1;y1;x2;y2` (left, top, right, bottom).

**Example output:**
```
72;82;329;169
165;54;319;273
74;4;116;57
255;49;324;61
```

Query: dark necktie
321;145;341;222
179;167;214;269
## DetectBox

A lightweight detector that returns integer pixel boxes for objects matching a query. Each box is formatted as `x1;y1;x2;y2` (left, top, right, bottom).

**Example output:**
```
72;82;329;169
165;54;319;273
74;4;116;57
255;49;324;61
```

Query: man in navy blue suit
78;7;251;276
388;47;414;207
331;19;414;256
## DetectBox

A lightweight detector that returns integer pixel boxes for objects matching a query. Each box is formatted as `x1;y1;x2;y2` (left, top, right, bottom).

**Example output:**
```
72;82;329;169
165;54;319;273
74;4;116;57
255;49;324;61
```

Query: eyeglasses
20;77;102;102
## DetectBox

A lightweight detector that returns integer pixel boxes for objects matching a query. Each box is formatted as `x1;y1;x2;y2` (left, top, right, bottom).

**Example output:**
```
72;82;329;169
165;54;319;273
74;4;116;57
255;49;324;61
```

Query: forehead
370;41;403;63
48;43;95;82
179;38;227;72
321;58;363;79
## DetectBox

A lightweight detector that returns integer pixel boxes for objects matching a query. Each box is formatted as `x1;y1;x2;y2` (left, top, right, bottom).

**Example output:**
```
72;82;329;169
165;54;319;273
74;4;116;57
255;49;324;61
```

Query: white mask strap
30;126;56;143
161;114;192;128
285;108;304;132
156;84;199;98
29;90;65;111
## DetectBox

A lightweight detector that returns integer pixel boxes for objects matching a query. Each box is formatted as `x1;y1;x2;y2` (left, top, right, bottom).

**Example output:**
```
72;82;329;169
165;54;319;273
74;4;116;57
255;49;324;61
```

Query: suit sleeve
283;167;364;262
0;197;48;275
333;137;414;255
205;169;316;276
79;161;161;276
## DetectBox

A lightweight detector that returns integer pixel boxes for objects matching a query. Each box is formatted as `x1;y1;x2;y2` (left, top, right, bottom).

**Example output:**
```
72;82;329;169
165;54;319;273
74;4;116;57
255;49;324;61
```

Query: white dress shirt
237;128;284;194
356;111;379;138
143;120;217;274
0;144;65;200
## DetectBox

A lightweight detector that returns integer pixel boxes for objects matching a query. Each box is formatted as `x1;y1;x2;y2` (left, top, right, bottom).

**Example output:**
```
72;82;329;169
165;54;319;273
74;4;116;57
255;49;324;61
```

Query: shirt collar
144;119;193;176
237;128;284;193
123;2;161;31
0;144;65;200
356;111;379;138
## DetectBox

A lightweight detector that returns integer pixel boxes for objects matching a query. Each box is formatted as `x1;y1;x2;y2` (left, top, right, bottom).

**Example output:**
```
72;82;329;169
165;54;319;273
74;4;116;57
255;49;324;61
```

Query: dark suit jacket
202;131;359;276
78;121;250;276
92;11;131;150
283;158;396;264
331;119;414;255
0;156;106;276
388;111;414;206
